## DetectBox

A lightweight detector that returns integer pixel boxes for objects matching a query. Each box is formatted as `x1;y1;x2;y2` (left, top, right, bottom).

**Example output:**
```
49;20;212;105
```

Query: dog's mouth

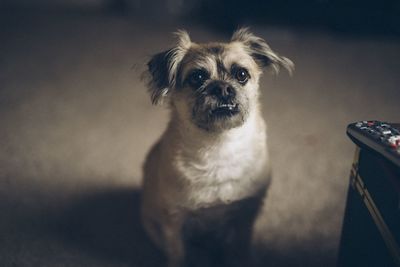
210;103;239;117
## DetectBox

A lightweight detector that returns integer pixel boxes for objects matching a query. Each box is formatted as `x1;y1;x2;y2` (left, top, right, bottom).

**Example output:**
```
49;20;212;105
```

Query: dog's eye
235;68;249;83
188;70;208;87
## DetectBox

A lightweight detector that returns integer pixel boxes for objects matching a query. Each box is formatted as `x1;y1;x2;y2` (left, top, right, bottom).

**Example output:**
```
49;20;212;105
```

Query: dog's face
145;28;293;132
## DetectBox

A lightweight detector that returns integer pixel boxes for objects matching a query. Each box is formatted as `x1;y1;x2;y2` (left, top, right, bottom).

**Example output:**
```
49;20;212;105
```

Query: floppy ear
144;30;191;104
231;27;294;75
145;49;173;104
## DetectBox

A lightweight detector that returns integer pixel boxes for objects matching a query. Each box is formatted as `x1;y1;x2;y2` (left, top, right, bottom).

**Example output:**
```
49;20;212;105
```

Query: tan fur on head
167;30;192;88
174;29;192;50
144;27;294;105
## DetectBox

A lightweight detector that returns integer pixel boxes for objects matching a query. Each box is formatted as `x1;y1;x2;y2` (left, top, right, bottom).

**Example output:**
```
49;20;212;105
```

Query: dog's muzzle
207;81;240;117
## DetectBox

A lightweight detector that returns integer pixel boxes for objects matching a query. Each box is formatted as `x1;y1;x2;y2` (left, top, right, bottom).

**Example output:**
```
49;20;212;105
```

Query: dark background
0;1;399;267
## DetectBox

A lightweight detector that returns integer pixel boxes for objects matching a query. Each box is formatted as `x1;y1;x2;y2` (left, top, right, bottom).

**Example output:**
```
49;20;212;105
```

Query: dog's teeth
219;104;235;108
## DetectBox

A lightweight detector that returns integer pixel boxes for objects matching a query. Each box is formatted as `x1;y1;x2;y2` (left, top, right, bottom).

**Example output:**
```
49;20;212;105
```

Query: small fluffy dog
141;28;293;267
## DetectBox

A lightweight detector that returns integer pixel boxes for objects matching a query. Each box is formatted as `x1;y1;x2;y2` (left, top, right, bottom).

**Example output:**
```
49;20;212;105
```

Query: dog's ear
231;27;294;75
144;30;191;104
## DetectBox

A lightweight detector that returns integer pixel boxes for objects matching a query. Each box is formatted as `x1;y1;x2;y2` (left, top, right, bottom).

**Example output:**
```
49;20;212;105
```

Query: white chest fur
161;113;270;209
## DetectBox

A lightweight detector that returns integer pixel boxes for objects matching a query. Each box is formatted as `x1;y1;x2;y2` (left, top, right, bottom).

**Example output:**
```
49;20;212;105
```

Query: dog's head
144;28;293;132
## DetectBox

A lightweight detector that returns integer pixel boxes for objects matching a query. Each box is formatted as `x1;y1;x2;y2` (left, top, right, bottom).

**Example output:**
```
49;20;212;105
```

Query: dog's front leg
163;214;185;267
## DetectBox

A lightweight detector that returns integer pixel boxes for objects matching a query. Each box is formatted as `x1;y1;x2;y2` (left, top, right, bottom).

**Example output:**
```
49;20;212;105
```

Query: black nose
209;81;235;100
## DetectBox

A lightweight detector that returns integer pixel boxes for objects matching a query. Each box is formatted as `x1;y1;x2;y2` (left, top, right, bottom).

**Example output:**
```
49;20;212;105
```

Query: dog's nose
209;81;235;100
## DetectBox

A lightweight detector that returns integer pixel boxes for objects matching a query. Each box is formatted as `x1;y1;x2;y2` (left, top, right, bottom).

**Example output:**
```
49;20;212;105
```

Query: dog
141;28;293;267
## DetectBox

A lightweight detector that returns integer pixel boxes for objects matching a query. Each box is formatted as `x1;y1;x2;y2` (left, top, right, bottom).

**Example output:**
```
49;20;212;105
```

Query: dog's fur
141;28;293;267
